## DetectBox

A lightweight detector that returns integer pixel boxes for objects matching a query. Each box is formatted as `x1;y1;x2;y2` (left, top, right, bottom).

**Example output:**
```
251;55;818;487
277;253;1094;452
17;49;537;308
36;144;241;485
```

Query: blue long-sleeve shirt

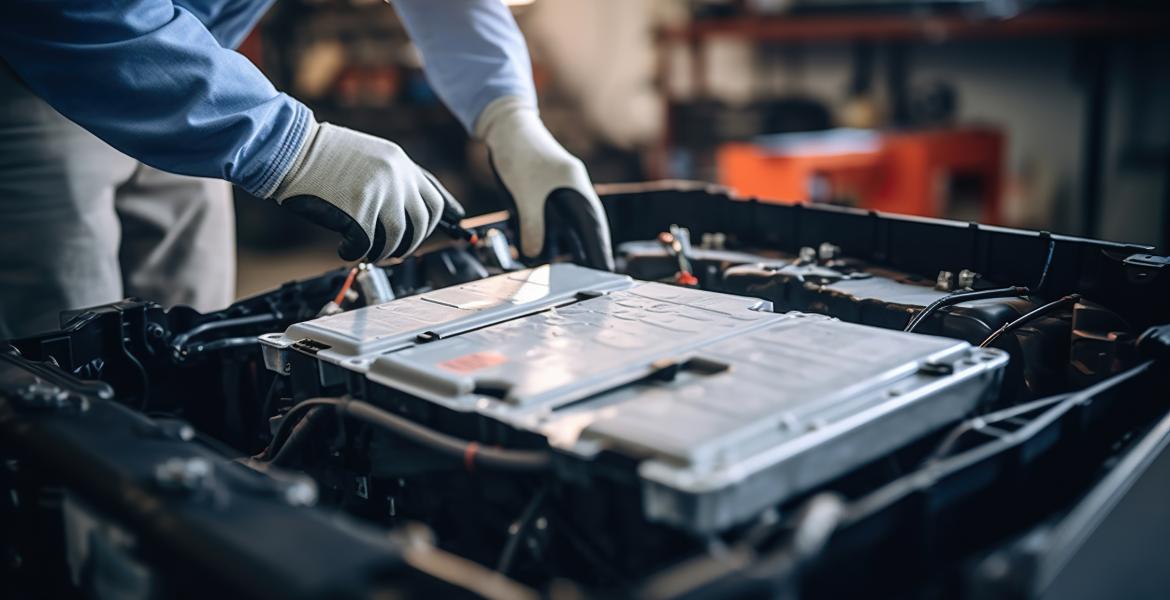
0;0;534;198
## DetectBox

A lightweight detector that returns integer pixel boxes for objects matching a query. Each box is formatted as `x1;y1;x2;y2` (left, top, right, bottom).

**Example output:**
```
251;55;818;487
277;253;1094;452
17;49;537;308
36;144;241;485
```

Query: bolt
16;381;69;409
154;457;212;492
284;477;318;507
936;271;955;291
918;362;955;376
701;232;727;250
980;554;1011;581
958;269;980;289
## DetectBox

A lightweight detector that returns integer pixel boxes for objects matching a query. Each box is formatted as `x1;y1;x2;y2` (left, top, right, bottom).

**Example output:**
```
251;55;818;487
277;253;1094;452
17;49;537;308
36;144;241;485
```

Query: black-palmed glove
476;96;614;271
272;121;461;262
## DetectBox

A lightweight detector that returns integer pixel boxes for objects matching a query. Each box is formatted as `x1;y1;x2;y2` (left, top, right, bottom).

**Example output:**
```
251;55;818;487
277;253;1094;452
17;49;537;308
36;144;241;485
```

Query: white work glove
272;121;462;262
476;96;615;271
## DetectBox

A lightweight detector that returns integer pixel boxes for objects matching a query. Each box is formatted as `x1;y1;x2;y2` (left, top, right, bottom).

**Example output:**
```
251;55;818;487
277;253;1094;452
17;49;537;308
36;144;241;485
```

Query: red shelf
660;9;1170;44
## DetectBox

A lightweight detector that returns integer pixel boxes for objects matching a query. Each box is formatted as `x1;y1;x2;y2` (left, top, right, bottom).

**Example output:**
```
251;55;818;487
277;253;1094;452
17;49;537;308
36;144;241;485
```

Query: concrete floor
235;243;342;300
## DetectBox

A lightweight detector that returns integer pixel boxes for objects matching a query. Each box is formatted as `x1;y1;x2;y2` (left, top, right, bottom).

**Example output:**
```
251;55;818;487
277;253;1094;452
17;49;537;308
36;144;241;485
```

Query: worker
0;1;614;339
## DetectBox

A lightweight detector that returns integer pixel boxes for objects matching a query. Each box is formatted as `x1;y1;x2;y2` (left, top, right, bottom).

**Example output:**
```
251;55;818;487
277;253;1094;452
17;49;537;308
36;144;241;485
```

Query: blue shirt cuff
250;101;312;198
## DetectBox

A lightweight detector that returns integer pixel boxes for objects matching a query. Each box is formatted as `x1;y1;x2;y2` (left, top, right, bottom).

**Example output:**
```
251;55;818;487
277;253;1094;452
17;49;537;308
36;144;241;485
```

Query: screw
154;457;212;492
284;477;318;507
15;382;68;408
936;271;955;291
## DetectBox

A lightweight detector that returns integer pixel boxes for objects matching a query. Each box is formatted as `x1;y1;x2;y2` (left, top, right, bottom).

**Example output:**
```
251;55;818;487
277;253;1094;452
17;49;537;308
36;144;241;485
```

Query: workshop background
233;0;1170;297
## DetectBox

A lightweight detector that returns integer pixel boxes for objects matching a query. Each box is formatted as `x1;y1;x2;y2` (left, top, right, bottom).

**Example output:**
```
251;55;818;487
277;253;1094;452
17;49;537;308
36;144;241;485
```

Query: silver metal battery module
263;264;1007;533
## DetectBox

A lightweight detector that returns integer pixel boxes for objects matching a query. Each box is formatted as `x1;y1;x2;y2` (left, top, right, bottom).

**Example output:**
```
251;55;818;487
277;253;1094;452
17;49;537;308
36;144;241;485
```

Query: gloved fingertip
368;222;392;261
520;235;545;260
337;239;366;262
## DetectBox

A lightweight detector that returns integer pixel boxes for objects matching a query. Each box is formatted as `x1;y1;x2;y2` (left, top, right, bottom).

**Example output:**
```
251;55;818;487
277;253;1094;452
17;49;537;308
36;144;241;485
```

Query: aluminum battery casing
261;264;1007;533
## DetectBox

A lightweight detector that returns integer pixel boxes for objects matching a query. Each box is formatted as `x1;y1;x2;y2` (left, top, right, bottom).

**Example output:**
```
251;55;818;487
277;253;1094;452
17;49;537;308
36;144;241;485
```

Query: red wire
332;267;359;306
463;441;480;473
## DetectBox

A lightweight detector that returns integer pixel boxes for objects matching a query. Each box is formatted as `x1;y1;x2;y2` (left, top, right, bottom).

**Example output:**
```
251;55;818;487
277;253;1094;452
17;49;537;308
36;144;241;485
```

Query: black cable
270;406;328;466
257;398;334;461
904;286;1030;333
124;344;151;409
543;508;628;584
641;493;845;600
182;336;262;355
496;486;549;575
979;294;1080;349
260;397;551;472
259;376;283;434
170;313;278;355
1035;237;1056;292
927;394;1071;464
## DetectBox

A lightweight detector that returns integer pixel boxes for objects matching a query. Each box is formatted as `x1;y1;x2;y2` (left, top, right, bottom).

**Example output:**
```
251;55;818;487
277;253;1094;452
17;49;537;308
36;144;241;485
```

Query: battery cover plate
269;265;1007;532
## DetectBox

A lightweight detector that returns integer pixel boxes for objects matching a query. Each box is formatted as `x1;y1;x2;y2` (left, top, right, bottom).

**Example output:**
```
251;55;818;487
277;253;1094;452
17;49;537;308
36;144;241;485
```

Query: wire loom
257;396;552;472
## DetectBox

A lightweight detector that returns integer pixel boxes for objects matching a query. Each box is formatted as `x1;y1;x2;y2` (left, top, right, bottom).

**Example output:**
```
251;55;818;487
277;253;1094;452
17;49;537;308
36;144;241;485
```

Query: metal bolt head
701;232;727;250
936;270;955;291
958;269;980;289
15;381;69;409
799;246;817;263
818;242;840;260
283;477;318;507
154;457;212;492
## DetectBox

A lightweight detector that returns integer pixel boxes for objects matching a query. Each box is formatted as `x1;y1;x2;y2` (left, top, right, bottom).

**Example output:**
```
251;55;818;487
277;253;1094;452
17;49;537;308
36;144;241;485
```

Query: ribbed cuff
251;102;313;199
473;95;539;144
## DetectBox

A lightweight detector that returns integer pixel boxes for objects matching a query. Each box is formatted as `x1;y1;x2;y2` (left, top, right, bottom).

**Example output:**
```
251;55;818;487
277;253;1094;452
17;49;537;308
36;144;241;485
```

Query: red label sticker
439;351;508;373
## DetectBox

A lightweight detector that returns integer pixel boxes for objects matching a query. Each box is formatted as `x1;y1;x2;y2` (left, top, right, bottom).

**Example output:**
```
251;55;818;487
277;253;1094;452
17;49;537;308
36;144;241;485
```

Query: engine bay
3;183;1169;599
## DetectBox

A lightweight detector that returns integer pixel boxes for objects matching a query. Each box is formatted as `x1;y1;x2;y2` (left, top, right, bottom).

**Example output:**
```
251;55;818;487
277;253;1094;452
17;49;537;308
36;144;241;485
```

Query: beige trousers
0;67;235;339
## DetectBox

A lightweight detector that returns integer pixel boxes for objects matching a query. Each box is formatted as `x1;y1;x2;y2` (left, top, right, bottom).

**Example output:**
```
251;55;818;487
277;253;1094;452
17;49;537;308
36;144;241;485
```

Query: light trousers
0;66;235;339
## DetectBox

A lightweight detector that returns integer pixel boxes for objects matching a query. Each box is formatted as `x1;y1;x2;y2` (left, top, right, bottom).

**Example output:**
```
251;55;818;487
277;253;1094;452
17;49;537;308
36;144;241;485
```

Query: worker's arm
0;0;454;261
173;0;278;50
393;0;615;271
0;0;304;197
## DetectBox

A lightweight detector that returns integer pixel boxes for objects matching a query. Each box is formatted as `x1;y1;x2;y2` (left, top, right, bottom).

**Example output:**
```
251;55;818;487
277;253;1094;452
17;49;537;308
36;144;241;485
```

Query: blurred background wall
232;0;1170;295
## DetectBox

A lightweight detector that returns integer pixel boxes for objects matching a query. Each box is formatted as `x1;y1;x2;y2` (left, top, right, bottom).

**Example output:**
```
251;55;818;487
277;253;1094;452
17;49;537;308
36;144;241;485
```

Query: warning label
439;351;508;373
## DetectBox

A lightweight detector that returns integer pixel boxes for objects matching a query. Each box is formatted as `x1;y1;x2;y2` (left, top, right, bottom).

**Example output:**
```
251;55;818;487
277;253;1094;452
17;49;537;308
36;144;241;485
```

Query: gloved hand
272;121;460;262
476;96;614;271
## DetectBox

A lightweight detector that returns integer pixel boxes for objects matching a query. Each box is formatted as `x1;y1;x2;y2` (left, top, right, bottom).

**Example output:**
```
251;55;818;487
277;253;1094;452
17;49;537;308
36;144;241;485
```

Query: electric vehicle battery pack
260;264;635;385
264;265;1008;533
